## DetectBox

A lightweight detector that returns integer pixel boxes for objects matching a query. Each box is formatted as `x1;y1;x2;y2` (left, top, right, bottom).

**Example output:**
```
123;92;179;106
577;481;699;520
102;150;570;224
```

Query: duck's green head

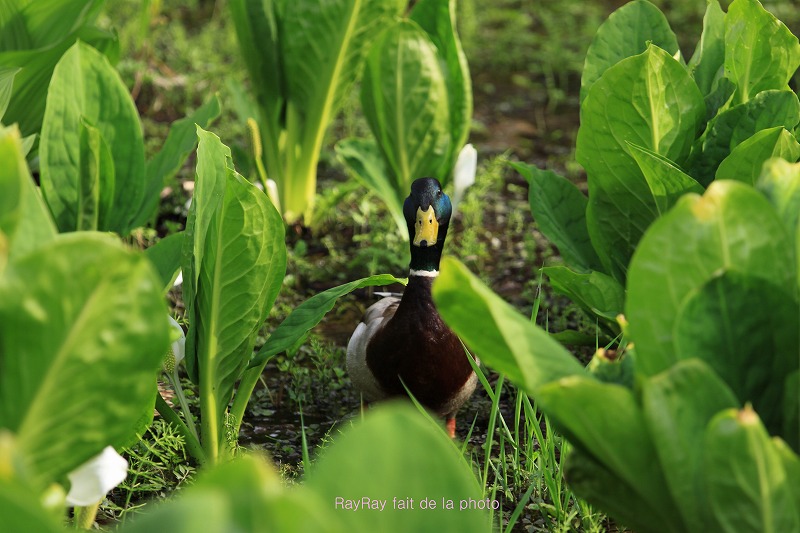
403;177;452;274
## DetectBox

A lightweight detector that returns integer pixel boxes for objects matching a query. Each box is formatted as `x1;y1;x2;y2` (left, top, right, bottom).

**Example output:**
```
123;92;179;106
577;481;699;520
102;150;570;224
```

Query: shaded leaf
694;90;800;184
687;0;726;97
756;158;800;240
716;127;800;184
306;403;489;533
40;42;145;234
513;162;601;272
542;266;624;325
704;407;800;532
537;376;685;532
135;94;221;228
642;359;739;529
434;257;583;394
627;181;796;377
628;142;704;215
724;0;800;104
144;232;185;292
578;45;705;280
361;20;450;193
0;233;168;486
76;116;115;231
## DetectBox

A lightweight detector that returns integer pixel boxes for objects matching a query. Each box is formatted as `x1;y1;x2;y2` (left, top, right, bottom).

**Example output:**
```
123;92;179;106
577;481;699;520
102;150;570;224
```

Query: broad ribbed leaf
434;257;583;393
281;0;403;121
362;20;450;194
40;42;145;234
687;0;725;97
565;448;669;533
537;376;685;532
514;162;601;272
674;272;798;437
0;0;115;137
77;117;115;231
134;94;221;229
118;455;343;533
0;233;168;486
642;360;739;529
0;125;55;259
250;274;405;368
410;0;472;178
577;45;705;280
627;181;796;377
716;127;800;184
628;142;704;215
704;407;800;532
725;0;800;104
187;128;286;453
695;90;800;183
0;66;18;118
580;0;679;104
306;403;489;533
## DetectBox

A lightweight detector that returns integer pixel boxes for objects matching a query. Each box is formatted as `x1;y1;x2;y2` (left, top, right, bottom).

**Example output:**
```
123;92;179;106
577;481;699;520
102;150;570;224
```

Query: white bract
451;143;477;214
65;446;128;506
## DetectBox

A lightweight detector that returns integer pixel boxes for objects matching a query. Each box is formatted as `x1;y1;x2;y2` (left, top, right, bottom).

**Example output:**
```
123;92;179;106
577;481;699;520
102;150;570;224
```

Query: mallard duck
347;177;477;438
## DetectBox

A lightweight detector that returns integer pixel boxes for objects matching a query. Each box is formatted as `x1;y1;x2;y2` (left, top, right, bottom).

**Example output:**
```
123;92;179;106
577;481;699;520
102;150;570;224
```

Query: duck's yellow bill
413;206;439;247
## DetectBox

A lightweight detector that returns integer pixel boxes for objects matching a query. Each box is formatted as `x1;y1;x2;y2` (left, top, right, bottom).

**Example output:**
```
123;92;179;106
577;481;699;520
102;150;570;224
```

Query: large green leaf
434;257;583;394
716;127;800;184
118;454;343;533
0;0;115;138
673;271;798;437
703;407;800;532
757;158;800;241
694;90;800;183
134;94;221;229
278;0;403;220
0;233;168;486
687;0;726;97
184;128;286;458
578;45;705;280
627;180;796;377
513;162;601;272
0;66;18;118
537;376;685;532
76;116;115;231
642;360;739;529
564;448;671;533
410;0;472;177
628;142;704;215
0;124;55;259
580;0;679;104
361;20;450;194
541;266;624;326
40;41;145;234
0;477;63;533
249;273;405;368
724;0;800;104
306;403;489;533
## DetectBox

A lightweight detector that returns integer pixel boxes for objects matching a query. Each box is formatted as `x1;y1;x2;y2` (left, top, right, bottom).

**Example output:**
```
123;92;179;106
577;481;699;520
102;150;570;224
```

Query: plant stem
73;501;99;530
169;368;199;441
154;392;206;465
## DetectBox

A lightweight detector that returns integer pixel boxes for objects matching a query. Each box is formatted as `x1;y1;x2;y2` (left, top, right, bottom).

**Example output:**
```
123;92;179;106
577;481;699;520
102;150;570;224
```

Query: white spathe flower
452;143;477;213
65;446;128;507
173;269;183;287
167;315;186;365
